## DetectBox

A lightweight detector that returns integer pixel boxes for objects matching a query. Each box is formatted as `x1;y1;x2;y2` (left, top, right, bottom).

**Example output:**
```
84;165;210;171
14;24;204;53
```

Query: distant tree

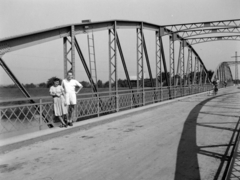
104;81;109;88
80;81;91;88
39;82;47;88
97;80;103;88
47;77;62;88
5;84;17;88
25;83;36;88
123;79;129;87
118;79;124;87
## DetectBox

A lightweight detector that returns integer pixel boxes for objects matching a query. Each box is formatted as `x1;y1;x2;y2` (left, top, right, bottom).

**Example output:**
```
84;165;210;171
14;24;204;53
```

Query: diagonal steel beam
74;37;98;93
0;57;54;128
142;33;154;87
116;32;132;89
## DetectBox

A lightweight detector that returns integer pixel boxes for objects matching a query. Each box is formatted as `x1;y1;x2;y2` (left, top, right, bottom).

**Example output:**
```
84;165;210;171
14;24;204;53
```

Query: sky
0;0;240;85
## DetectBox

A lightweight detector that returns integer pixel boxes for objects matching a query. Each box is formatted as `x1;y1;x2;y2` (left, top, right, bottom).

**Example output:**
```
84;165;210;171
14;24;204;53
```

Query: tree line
2;70;215;89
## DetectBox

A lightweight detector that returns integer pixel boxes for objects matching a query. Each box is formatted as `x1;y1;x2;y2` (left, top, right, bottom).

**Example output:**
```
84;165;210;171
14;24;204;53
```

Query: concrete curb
0;90;210;154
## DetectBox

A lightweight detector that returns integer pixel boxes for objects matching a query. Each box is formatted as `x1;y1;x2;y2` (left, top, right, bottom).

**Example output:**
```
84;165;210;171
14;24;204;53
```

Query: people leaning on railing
49;78;68;128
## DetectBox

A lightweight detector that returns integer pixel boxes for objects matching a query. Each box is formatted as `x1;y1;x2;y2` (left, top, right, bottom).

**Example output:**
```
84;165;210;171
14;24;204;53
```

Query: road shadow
174;92;240;180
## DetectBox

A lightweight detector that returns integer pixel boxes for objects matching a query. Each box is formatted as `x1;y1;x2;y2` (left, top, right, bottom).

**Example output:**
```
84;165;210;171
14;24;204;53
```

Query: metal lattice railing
0;85;214;135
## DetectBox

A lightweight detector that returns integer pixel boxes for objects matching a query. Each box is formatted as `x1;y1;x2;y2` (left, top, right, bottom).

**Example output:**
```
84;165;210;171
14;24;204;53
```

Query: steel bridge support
199;64;203;85
63;25;75;78
193;57;200;84
108;22;118;94
204;71;207;84
136;24;145;105
156;31;162;88
136;25;144;90
156;29;171;99
176;40;186;88
169;34;177;87
186;48;193;86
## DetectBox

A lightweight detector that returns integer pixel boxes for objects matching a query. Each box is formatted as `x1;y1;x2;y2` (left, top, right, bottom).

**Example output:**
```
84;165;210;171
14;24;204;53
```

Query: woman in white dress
49;78;68;127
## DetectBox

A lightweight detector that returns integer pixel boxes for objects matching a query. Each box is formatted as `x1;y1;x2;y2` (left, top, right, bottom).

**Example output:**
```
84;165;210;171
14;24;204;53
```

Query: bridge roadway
1;86;240;180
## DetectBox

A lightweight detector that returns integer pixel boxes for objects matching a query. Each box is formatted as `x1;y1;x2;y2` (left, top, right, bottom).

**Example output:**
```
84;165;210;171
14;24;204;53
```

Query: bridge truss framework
0;19;239;99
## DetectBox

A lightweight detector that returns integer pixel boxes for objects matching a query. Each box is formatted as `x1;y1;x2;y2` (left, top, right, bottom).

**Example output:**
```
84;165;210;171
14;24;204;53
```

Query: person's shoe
68;122;73;126
48;124;54;128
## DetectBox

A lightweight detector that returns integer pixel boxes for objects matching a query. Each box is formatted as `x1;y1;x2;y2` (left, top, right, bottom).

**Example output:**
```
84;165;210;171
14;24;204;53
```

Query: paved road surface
1;87;240;180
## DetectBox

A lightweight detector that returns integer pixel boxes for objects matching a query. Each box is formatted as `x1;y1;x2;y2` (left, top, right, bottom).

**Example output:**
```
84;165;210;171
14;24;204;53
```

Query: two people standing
49;71;83;127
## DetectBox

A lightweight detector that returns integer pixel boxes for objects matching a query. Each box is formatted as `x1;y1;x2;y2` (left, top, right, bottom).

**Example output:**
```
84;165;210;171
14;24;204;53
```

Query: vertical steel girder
204;71;207;84
63;25;76;78
109;22;118;93
193;57;199;84
137;25;144;89
156;32;162;87
176;43;181;85
63;37;68;78
199;64;203;84
186;48;193;86
169;34;177;86
169;34;176;86
180;42;185;86
232;52;239;81
71;26;76;77
176;41;185;86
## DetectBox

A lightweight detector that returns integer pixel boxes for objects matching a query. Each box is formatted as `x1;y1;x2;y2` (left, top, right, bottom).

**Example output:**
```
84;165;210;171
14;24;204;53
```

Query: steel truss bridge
0;19;240;179
1;19;240;97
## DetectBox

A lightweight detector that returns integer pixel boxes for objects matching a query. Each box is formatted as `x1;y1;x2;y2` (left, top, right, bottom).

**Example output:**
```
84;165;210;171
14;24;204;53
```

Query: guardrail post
74;99;77;122
97;93;100;117
143;91;145;106
0;109;2;132
116;95;119;112
131;91;133;109
173;86;176;99
153;90;155;104
161;88;163;101
39;99;43;130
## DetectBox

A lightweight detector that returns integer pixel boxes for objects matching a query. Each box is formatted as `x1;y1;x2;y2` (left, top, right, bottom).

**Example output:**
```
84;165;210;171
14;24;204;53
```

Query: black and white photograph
0;0;240;179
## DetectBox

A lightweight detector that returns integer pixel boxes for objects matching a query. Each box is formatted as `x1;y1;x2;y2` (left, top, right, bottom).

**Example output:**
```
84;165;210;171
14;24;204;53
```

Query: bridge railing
0;84;213;135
